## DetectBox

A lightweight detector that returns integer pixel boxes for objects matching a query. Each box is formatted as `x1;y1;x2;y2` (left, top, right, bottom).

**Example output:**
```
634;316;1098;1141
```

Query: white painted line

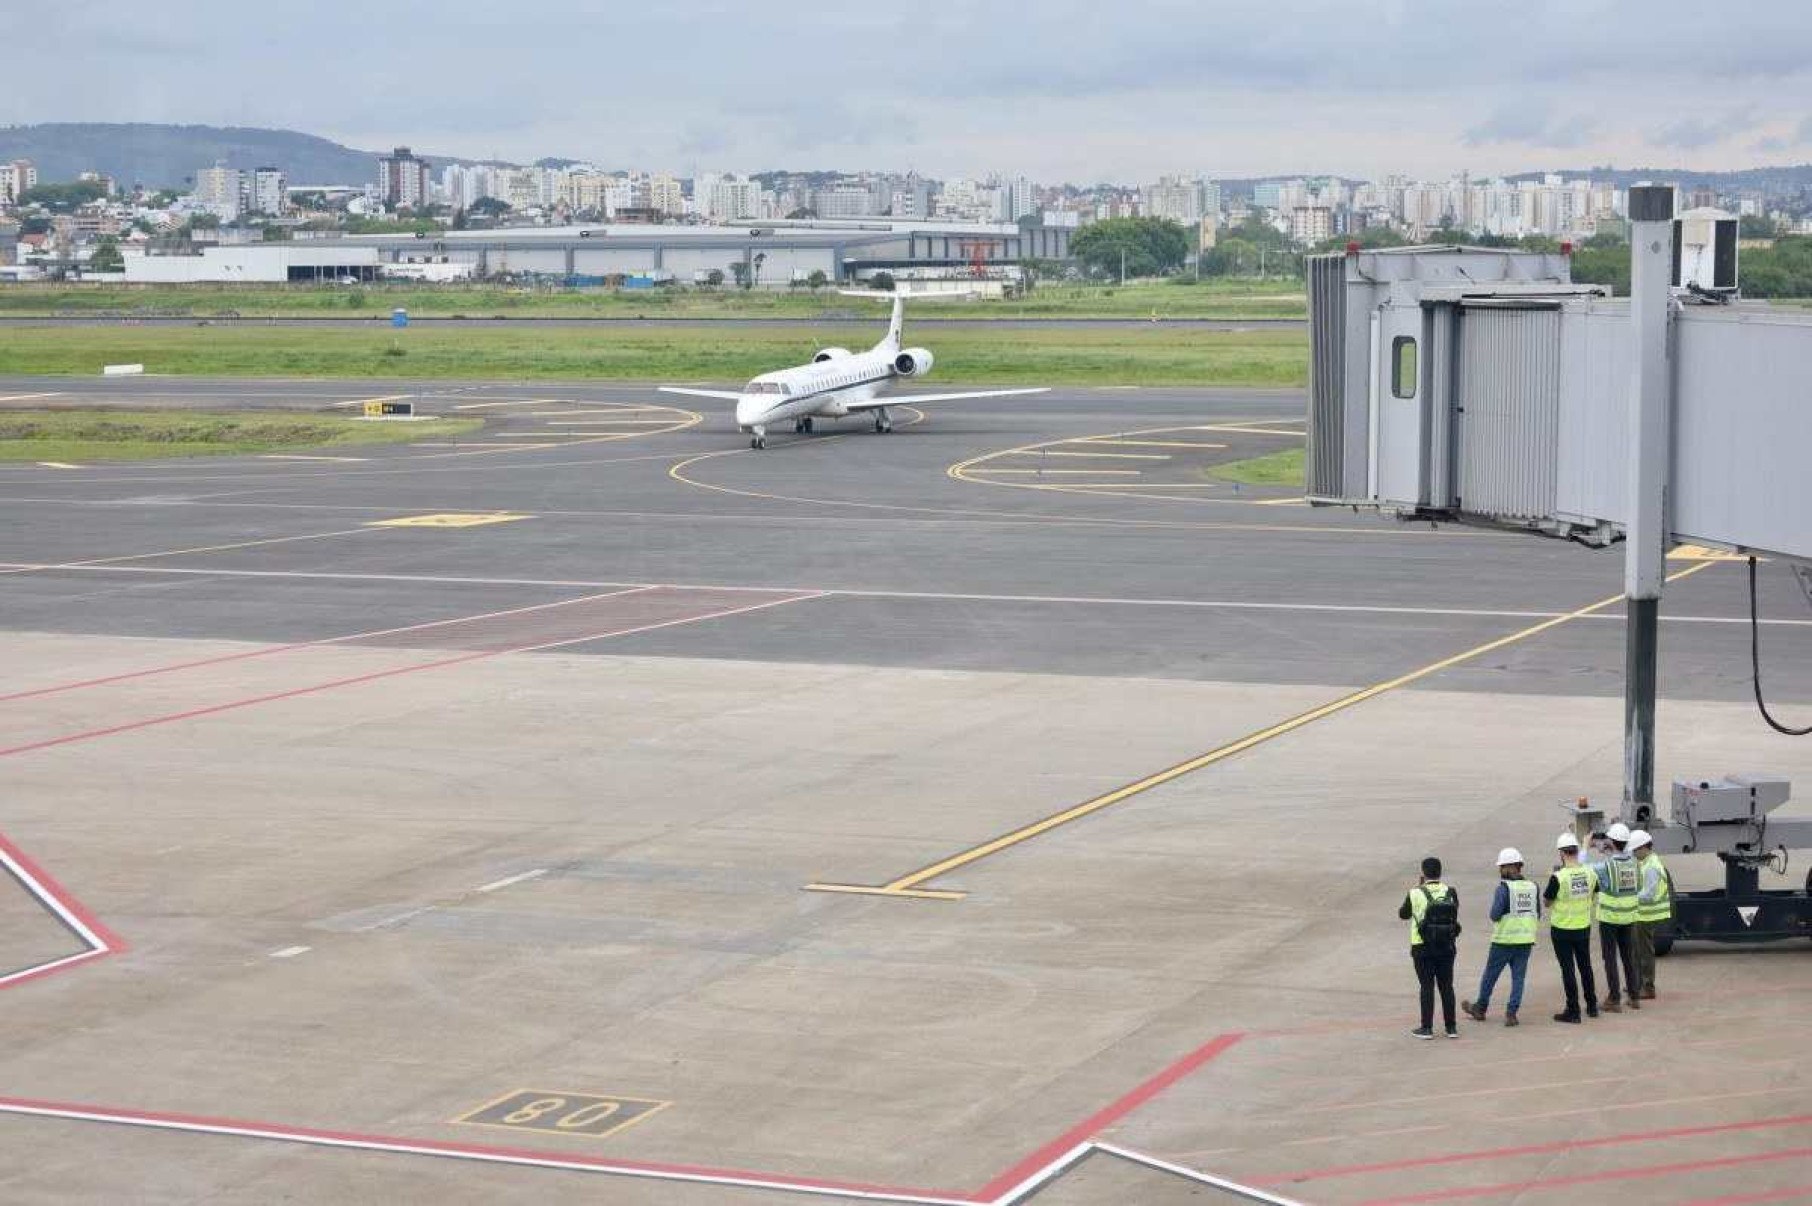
990;1143;1094;1204
0;392;63;403
475;869;547;894
268;946;311;959
102;363;144;376
0;562;1748;623
1091;1143;1307;1205
451;399;561;411
0;1100;973;1204
352;905;436;933
0;949;108;990
0;845;110;953
258;455;369;463
36;462;82;470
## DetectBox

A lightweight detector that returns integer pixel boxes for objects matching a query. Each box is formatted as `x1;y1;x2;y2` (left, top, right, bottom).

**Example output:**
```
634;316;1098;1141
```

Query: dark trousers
1413;944;1457;1031
1600;921;1638;1001
1551;926;1597;1014
1634;921;1659;995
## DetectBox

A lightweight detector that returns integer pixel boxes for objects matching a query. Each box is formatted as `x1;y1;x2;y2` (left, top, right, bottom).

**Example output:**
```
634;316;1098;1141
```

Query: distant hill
1504;165;1812;192
0;123;506;189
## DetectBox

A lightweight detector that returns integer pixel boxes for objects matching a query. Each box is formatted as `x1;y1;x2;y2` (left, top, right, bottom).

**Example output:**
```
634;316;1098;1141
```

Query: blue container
391;308;409;328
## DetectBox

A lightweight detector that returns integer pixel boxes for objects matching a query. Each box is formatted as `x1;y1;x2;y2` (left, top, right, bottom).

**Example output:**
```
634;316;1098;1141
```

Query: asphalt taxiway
1;376;1808;1204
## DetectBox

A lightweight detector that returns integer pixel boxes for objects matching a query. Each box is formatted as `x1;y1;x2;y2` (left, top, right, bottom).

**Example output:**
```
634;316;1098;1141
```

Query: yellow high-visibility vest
1409;882;1453;947
1636;853;1673;924
1596;855;1640;925
1550;864;1595;931
1491;878;1539;945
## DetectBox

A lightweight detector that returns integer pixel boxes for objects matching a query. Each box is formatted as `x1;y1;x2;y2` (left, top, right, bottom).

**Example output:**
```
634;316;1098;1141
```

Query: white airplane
659;290;1047;448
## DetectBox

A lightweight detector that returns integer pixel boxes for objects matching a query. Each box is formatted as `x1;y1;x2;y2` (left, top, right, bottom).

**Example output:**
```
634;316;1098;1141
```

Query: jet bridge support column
1622;185;1676;821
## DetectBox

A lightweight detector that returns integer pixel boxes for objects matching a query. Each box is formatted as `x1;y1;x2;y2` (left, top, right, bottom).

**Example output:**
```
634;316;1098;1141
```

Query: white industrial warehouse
115;219;1074;285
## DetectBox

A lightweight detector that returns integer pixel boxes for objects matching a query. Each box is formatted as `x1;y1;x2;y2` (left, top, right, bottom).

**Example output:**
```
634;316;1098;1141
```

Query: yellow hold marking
367;513;532;529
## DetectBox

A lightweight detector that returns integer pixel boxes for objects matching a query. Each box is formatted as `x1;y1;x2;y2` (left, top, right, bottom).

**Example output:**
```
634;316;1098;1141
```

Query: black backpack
1418;886;1460;949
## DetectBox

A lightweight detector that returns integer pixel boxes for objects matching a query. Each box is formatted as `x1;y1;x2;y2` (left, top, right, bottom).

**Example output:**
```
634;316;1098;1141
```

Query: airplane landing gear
873;408;893;434
750;425;767;450
793;417;815;434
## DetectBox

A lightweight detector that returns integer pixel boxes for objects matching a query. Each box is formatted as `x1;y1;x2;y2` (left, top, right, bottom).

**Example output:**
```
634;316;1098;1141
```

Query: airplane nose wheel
750;426;767;450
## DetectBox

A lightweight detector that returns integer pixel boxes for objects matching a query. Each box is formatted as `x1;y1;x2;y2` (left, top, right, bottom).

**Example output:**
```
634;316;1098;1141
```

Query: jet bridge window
1391;336;1418;399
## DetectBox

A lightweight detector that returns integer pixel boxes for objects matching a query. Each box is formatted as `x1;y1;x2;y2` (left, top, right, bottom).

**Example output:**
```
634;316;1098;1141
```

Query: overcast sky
16;1;1812;180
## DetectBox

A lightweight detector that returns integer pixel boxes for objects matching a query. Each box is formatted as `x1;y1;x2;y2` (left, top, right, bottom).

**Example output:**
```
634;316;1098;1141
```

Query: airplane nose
734;396;757;427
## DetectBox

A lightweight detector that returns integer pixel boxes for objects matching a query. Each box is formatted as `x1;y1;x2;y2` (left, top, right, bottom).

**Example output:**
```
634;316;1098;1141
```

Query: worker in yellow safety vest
1631;830;1672;1001
1462;848;1540;1027
1543;831;1599;1023
1399;855;1462;1040
1590;821;1642;1012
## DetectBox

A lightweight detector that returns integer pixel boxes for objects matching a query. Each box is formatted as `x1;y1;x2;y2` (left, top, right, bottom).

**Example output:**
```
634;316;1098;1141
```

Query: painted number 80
503;1096;623;1129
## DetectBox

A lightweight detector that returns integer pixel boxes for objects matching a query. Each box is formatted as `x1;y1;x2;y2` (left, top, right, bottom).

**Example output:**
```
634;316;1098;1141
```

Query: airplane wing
658;386;743;400
844;387;1048;411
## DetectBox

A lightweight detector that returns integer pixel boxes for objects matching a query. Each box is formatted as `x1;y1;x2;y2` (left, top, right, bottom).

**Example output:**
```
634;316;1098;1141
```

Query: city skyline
13;2;1812;181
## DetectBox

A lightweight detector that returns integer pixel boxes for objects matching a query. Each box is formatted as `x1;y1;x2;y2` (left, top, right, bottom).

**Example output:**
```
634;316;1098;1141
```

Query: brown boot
1603;999;1623;1013
1461;1000;1487;1022
1627;994;1641;1010
1504;1011;1519;1027
1640;987;1656;1000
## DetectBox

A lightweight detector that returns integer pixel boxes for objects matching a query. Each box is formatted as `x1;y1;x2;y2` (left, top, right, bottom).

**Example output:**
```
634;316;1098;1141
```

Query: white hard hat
1629;829;1653;849
1497;847;1524;866
1556;831;1581;850
1607;822;1631;843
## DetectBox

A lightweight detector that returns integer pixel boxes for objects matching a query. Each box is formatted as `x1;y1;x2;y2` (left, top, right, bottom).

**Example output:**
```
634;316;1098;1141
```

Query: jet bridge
1305;194;1812;948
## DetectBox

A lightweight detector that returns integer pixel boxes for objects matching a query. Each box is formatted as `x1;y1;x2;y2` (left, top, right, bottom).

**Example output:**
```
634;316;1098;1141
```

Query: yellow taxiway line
807;562;1717;901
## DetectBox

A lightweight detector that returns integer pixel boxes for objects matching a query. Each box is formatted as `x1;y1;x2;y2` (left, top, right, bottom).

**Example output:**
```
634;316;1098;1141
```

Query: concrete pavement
0;377;1807;1204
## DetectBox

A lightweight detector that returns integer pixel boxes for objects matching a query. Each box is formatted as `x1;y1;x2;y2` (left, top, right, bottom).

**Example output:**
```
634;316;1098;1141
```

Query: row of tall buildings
188;163;289;220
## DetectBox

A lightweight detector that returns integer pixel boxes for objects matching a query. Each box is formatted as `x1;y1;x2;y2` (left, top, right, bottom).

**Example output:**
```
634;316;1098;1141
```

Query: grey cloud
1650;109;1761;151
7;0;1812;178
1464;107;1597;150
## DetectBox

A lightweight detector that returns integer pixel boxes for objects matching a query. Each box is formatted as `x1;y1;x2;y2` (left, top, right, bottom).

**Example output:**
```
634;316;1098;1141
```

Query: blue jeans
1475;943;1532;1014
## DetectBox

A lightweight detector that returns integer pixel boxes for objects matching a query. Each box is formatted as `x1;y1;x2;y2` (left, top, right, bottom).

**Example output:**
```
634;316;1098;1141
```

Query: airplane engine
812;347;852;363
893;347;934;377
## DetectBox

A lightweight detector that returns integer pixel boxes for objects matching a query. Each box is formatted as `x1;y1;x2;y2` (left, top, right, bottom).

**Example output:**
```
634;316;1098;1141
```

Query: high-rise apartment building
248;167;287;216
377;147;432;210
0;160;36;206
1143;176;1202;225
1289;206;1333;244
193;162;244;219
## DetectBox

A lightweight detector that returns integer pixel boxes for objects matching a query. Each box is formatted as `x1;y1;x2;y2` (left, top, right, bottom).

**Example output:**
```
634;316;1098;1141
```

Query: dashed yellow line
1024;450;1171;460
965;468;1143;476
1078;439;1229;450
806;562;1718;900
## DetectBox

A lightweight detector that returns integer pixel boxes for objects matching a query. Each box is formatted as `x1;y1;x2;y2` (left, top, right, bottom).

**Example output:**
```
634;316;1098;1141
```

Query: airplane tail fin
835;287;977;351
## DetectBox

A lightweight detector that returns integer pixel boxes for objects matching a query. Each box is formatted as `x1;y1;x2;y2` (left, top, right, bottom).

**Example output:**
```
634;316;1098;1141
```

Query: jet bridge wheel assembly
1640;777;1812;957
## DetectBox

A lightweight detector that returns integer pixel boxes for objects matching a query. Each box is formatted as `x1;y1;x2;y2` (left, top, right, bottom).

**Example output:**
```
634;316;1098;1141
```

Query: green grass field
0;279;1307;321
1209;446;1305;486
0;410;483;462
0;324;1309;388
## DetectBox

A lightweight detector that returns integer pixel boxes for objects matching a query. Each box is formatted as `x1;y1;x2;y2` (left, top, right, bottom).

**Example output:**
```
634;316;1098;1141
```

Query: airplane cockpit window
745;381;787;395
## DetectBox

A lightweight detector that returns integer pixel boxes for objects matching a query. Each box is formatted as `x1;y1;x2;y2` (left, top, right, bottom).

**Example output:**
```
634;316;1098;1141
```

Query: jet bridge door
1372;302;1429;505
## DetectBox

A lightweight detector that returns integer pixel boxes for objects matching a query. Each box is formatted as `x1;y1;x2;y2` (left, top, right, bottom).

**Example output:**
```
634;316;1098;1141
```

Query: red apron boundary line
0;584;656;704
1261;1111;1812;1186
974;1031;1246;1201
1359;1146;1812;1205
0;590;826;761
